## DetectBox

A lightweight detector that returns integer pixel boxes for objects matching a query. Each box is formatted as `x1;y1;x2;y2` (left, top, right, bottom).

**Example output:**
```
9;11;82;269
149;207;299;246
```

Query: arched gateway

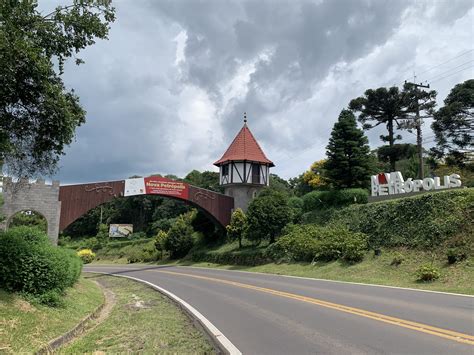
1;176;234;245
1;117;273;245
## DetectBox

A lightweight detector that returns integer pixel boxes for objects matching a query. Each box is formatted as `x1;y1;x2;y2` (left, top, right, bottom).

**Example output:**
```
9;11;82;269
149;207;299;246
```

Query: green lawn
0;277;104;353
61;274;214;353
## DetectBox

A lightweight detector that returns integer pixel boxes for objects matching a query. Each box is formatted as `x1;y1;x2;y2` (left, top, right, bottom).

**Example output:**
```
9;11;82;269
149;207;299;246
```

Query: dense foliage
326;189;473;249
266;225;368;263
302;188;368;212
226;208;247;248
245;190;292;244
431;79;474;167
0;0;115;177
164;215;195;258
325;110;374;188
0;227;82;305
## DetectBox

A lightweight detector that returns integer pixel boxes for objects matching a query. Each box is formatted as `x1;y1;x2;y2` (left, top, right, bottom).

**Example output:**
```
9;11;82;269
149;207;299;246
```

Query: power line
424;60;474;82
416;49;473;77
430;65;474;84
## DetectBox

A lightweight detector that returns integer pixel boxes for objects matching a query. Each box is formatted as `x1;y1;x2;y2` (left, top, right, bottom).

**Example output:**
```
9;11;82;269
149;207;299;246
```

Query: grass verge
0;277;104;353
61;273;215;353
178;247;474;295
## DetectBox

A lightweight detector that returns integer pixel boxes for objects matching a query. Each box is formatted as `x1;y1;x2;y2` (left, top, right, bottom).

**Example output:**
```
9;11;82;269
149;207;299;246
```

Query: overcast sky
43;0;473;183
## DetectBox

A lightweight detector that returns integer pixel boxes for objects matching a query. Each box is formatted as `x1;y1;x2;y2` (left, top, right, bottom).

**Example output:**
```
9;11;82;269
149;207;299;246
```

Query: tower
214;114;274;212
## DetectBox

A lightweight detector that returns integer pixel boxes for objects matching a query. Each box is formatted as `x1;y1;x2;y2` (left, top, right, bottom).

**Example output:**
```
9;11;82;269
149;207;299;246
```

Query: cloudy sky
43;0;473;183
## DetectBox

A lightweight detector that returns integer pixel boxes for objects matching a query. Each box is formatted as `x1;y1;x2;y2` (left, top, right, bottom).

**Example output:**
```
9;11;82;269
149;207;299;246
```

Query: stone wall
1;177;61;245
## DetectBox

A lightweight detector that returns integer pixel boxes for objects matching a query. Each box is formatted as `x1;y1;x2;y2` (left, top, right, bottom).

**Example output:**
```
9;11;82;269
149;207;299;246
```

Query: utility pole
404;80;430;179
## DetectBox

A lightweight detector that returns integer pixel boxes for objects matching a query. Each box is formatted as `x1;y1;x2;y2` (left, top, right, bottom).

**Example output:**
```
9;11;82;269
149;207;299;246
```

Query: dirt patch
14;299;35;313
124;294;157;311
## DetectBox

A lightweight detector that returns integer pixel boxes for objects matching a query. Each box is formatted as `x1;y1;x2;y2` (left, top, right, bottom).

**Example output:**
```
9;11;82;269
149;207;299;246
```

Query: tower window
222;164;229;176
252;163;260;184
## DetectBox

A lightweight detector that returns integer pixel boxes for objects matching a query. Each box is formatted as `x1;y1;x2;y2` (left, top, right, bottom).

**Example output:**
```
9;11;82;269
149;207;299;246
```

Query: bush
302;189;368;212
314;226;368;263
416;264;440;282
0;227;82;301
126;240;158;263
328;189;474;249
288;197;304;222
266;225;323;262
77;249;96;264
266;225;368;263
226;209;247;248
390;253;404;266
155;230;168;258
164;216;194;258
446;248;467;264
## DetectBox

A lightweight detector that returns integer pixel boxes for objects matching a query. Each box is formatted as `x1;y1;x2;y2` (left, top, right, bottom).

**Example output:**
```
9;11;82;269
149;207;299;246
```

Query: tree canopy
431;79;473;167
324;110;374;188
0;0;115;177
349;86;409;171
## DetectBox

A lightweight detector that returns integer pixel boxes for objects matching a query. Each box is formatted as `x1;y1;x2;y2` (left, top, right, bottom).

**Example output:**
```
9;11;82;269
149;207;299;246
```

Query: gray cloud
45;0;473;183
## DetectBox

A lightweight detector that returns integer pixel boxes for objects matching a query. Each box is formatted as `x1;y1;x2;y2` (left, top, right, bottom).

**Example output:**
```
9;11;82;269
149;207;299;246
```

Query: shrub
302;189;368;212
155;230;168;259
328;189;474;249
314;226;368;263
126;240;158;263
266;225;323;262
164;216;194;258
0;227;82;301
390;253;405;266
77;249;96;264
288;197;304;222
446;248;467;264
226;209;247;248
416;264;440;282
266;225;368;263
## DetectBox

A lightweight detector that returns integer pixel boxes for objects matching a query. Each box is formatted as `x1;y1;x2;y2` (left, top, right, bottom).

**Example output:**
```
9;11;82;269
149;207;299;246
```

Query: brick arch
58;179;234;233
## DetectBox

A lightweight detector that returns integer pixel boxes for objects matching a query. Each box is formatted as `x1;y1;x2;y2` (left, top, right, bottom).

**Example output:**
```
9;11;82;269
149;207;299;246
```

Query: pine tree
325;110;374;188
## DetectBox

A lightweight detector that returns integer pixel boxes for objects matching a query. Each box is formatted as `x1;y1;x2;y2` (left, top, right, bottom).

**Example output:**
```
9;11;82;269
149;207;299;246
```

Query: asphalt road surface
84;265;474;355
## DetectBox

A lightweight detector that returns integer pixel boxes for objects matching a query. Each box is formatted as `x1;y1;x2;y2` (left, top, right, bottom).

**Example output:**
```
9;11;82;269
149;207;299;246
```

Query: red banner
144;176;189;199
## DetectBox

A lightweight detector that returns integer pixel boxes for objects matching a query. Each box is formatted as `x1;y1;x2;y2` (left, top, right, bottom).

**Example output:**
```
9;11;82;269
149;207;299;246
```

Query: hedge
328;188;474;249
302;188;368;212
0;227;82;300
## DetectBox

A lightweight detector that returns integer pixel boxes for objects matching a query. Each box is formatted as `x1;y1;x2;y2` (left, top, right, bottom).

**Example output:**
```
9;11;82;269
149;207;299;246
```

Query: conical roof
214;123;274;167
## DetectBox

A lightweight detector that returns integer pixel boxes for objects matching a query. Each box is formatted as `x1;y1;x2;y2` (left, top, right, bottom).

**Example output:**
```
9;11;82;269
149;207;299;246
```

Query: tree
349;86;409;171
0;1;115;177
226;208;247;248
245;191;292;244
288;174;312;197
324;110;374;188
302;160;329;189
154;230;168;259
164;216;194;259
431;79;474;167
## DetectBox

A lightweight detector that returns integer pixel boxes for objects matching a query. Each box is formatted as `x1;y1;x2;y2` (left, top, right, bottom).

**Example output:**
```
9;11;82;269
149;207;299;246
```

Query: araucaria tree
0;1;115;177
431;79;473;167
324;110;373;188
349;87;409;171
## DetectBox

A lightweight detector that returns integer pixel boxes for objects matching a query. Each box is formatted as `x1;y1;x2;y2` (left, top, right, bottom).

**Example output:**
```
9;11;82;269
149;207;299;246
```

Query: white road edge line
87;264;474;298
86;271;241;355
178;266;474;298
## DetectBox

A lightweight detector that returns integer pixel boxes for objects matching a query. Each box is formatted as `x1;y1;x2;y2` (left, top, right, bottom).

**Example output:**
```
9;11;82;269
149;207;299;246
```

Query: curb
36;281;108;354
87;271;241;355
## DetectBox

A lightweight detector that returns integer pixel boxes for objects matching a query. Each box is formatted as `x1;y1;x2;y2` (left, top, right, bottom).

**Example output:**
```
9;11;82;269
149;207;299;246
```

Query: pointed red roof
214;123;274;167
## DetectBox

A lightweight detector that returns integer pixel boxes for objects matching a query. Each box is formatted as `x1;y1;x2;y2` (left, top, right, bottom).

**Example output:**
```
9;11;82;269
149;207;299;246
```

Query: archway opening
8;210;48;233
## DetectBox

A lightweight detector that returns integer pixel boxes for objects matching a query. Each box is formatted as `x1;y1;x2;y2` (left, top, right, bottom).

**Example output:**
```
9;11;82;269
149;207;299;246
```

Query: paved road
84;265;474;354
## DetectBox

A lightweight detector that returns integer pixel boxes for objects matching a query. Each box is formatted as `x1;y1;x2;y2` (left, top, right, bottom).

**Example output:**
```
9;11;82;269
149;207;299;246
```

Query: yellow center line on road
149;269;474;346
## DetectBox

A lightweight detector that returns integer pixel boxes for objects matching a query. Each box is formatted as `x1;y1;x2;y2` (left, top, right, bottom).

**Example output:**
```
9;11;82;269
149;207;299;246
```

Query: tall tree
431;79;474;167
0;0;115;177
349;86;409;171
324;110;374;188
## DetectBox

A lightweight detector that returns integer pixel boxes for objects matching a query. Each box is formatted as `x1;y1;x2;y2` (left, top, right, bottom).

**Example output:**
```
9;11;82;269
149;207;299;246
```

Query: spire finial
243;112;247;124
